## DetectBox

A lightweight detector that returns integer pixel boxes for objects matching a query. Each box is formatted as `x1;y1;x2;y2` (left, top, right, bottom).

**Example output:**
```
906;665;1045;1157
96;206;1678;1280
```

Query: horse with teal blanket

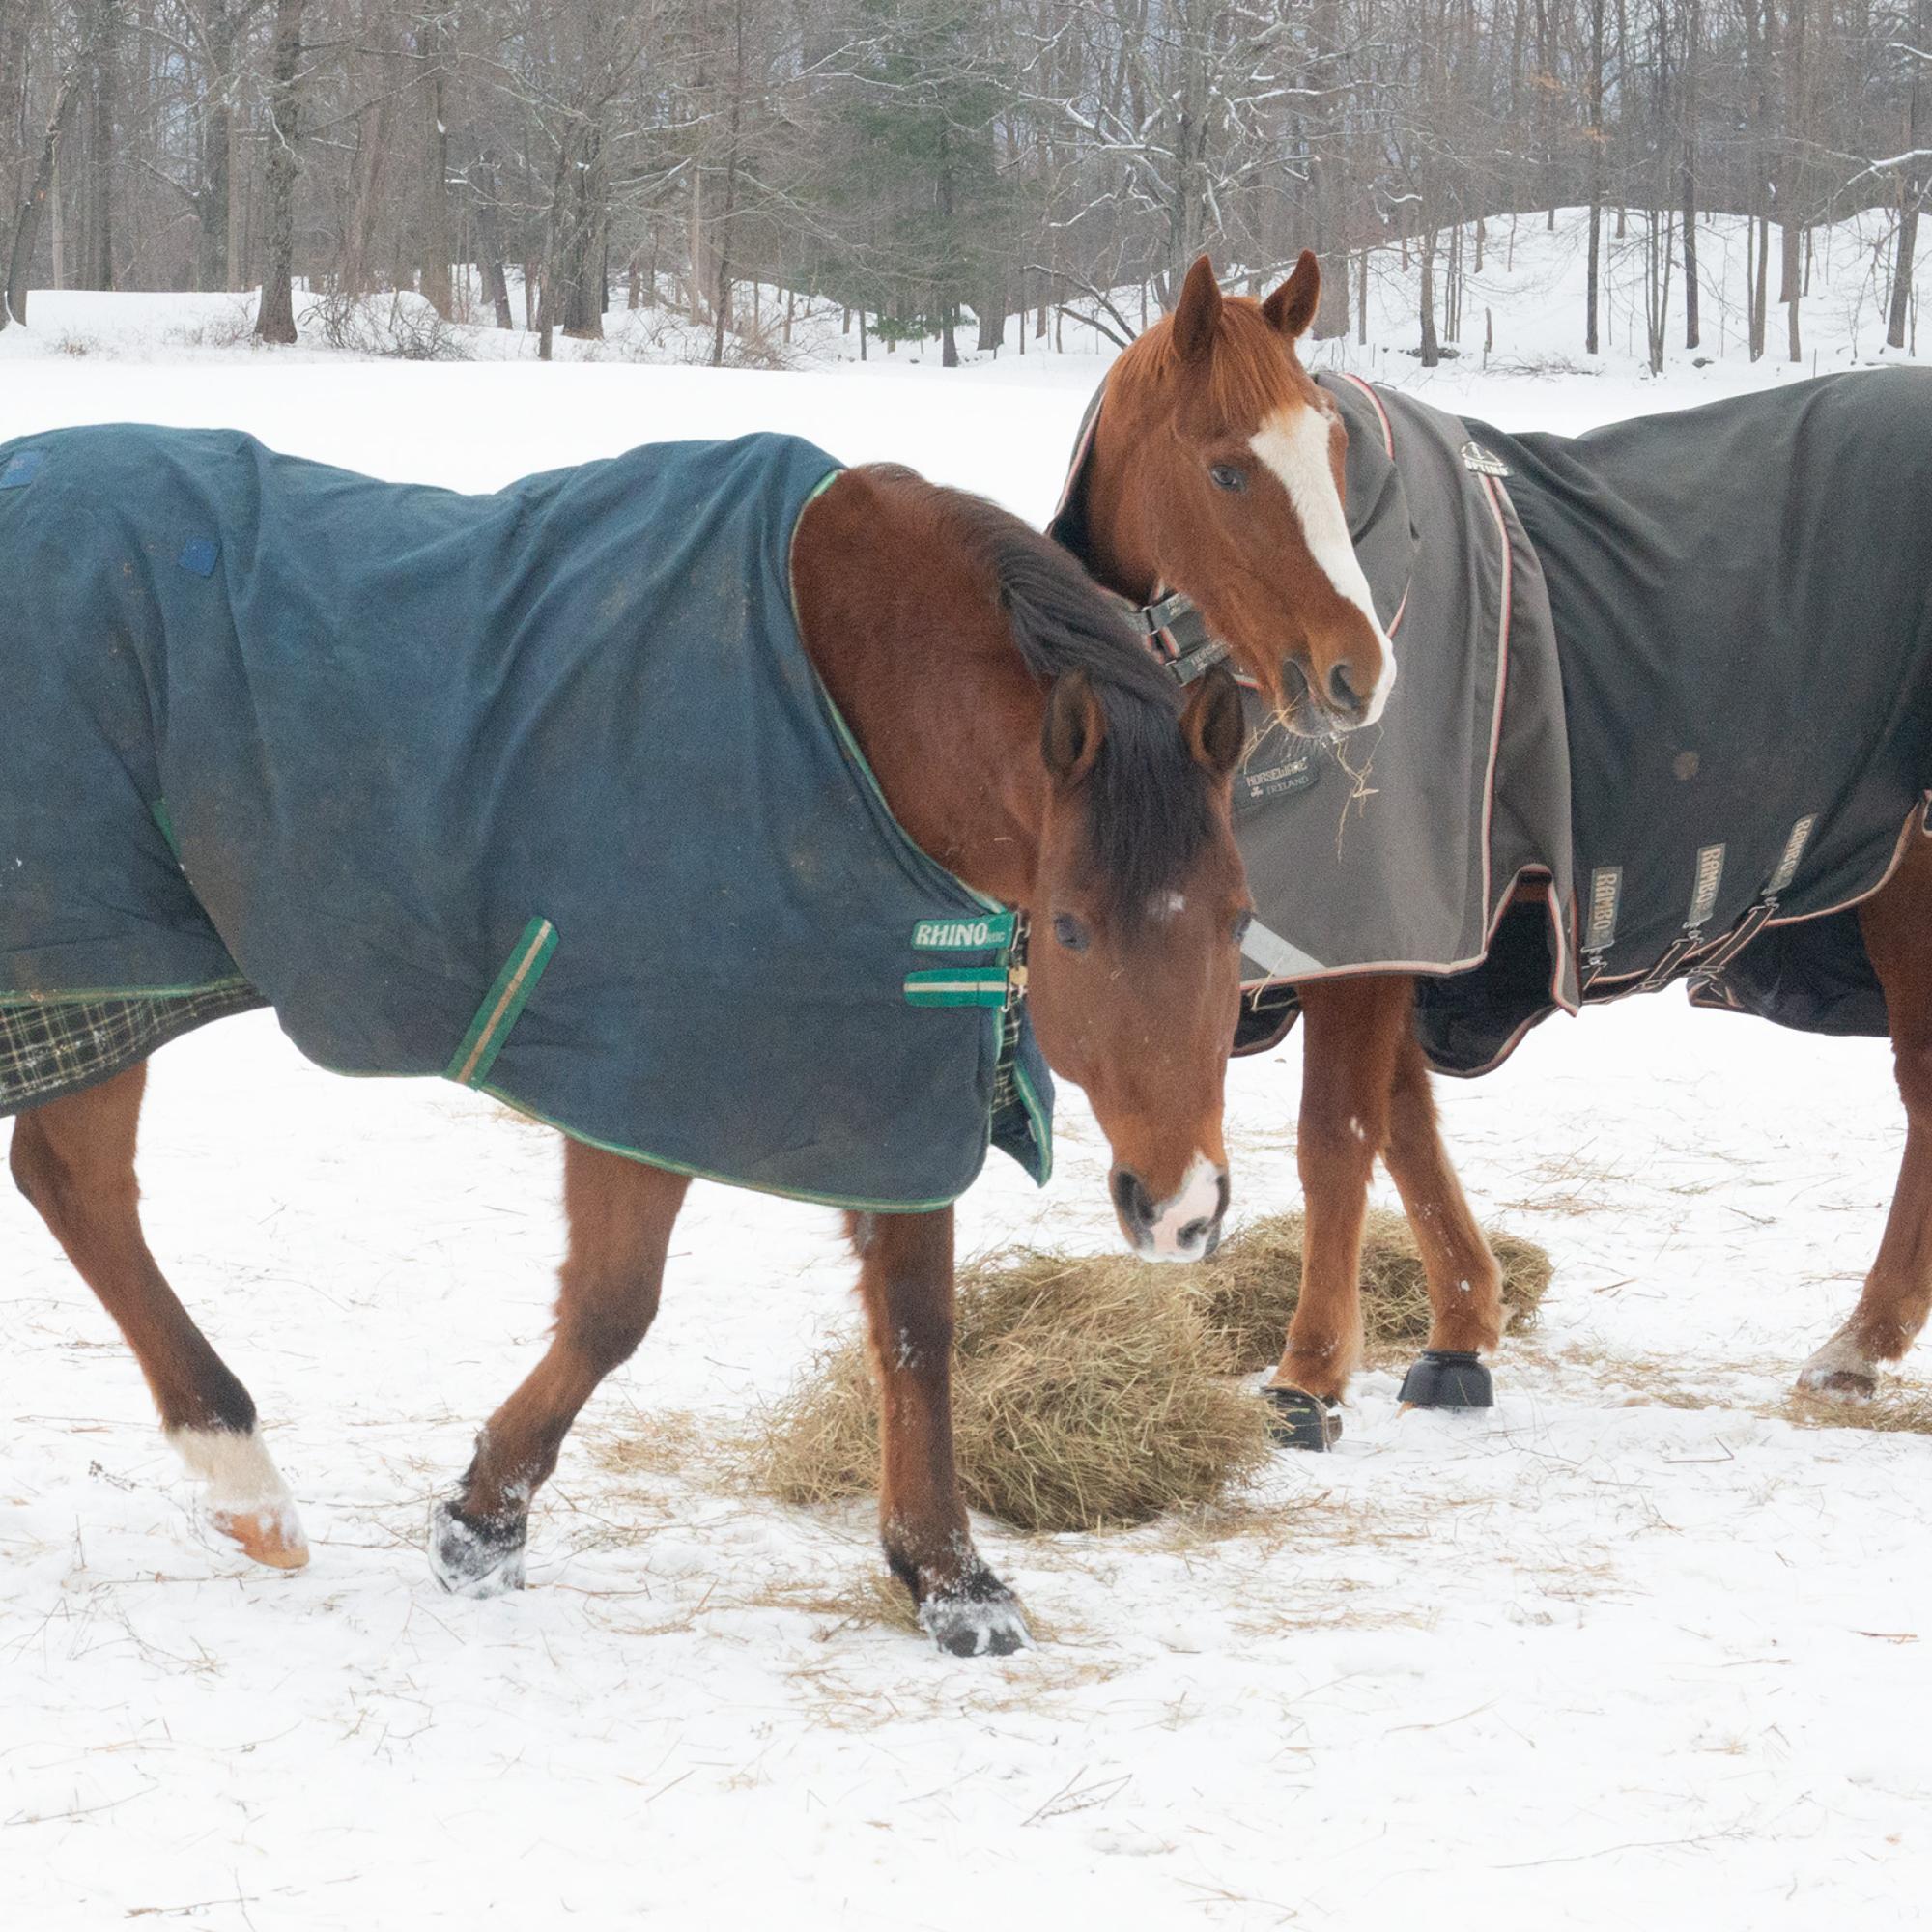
1;425;1250;1653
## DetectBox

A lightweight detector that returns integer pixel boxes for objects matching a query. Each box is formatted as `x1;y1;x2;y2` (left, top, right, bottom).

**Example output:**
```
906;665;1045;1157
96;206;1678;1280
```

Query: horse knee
875;1287;952;1378
557;1280;661;1375
1893;1037;1932;1121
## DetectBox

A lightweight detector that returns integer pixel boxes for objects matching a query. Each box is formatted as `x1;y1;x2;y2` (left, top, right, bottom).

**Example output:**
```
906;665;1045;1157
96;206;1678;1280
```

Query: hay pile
1194;1205;1551;1374
746;1208;1551;1534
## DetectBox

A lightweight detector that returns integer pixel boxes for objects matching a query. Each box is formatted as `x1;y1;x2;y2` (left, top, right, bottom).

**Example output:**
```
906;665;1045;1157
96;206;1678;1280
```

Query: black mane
944;490;1221;933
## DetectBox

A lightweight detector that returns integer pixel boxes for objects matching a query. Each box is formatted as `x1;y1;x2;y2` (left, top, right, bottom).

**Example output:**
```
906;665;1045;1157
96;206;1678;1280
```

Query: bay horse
3;437;1249;1654
1054;251;1932;1438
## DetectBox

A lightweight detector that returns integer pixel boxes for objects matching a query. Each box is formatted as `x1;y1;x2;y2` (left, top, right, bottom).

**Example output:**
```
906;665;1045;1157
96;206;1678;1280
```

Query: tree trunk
340;55;393;298
1418;221;1440;366
82;0;119;291
1681;0;1701;349
1585;0;1605;353
1887;0;1926;350
4;69;84;327
709;0;746;366
418;14;452;317
254;0;302;343
469;156;514;329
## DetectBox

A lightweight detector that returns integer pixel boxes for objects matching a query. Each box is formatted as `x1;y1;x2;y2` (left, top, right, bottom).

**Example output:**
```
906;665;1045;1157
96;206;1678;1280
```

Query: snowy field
4;215;1931;1926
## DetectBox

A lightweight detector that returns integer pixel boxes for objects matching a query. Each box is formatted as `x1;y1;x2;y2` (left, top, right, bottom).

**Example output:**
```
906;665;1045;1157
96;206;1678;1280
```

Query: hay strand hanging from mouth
744;1208;1551;1534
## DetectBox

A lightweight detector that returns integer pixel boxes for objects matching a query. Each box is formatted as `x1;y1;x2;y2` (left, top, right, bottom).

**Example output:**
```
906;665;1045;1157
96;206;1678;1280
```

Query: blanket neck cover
1055;369;1932;1075
0;427;1050;1208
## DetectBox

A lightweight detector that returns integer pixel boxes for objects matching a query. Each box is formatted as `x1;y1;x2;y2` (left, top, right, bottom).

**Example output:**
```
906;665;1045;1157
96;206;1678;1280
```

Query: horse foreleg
431;1143;688;1595
1266;975;1412;1442
9;1063;306;1568
1798;835;1932;1398
852;1207;1028;1656
1382;1029;1503;1406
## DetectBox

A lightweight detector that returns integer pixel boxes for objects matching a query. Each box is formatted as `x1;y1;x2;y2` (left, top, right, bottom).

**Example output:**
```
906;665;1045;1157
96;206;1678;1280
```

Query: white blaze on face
1248;403;1398;724
1141;1151;1226;1263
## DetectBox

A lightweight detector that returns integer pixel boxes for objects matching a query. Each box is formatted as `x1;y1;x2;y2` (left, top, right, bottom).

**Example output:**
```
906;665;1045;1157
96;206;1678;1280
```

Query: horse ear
1171;256;1224;362
1179;666;1245;781
1262;251;1321;341
1042;669;1106;787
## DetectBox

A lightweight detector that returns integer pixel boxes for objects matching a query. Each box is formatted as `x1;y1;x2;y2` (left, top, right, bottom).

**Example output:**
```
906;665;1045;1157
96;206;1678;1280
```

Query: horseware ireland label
1687;843;1726;931
911;913;1016;952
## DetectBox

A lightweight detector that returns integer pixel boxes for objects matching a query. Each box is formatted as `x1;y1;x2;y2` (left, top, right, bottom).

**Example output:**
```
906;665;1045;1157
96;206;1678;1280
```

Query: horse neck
1079;407;1161;605
789;468;1046;910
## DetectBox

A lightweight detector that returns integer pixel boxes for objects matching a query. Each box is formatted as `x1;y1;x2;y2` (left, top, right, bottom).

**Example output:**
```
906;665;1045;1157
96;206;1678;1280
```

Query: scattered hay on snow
747;1208;1552;1533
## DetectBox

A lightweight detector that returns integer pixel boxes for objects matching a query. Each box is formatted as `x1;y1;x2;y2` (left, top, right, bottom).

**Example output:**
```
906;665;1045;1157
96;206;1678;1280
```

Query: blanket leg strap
447;917;557;1088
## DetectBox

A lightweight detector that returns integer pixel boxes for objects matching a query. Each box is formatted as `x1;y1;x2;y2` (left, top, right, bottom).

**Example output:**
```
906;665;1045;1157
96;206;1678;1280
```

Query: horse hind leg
1798;834;1932;1398
9;1063;306;1568
431;1144;688;1596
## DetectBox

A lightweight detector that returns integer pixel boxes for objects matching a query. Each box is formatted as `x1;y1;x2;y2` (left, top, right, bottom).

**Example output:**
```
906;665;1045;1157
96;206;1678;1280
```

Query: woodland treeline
1;0;1925;360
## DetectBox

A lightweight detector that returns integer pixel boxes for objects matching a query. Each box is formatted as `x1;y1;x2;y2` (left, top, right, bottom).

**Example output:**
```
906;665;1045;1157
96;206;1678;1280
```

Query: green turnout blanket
0;426;1049;1208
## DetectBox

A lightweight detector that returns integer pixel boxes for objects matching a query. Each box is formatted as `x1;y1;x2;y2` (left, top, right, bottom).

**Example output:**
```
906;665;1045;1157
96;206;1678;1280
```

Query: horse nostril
1327;661;1364;716
1110;1167;1154;1234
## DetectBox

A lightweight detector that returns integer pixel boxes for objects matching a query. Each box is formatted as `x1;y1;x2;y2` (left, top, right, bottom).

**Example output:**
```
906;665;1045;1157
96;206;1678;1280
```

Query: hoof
211;1505;309;1571
1397;1350;1493;1410
1796;1367;1878;1402
920;1587;1032;1658
429;1500;526;1597
1797;1332;1881;1402
1264;1385;1343;1451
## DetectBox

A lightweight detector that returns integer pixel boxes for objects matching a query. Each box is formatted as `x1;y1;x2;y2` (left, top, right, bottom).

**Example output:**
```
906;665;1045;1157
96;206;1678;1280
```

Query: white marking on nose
1141;1151;1225;1263
1249;405;1398;724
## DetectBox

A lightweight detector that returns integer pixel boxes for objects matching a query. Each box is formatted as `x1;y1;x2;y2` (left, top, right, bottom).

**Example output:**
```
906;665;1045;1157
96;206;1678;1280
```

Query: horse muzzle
1111;1155;1230;1264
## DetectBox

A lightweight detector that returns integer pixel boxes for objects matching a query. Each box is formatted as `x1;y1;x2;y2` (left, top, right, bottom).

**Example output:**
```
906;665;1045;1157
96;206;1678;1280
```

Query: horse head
1065;251;1396;738
1021;662;1249;1261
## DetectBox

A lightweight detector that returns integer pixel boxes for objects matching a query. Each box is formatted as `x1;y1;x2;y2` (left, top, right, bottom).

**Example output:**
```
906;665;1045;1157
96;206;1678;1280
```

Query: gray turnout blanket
0;426;1049;1208
1055;369;1932;1073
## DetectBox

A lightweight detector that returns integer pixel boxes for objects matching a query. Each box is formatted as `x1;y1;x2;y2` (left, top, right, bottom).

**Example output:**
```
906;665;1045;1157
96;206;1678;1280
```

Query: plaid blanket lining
0;982;267;1116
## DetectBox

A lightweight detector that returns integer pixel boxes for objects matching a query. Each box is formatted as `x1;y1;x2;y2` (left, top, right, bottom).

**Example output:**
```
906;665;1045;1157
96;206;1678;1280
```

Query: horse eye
1052;913;1090;952
1209;463;1247;493
1233;909;1254;947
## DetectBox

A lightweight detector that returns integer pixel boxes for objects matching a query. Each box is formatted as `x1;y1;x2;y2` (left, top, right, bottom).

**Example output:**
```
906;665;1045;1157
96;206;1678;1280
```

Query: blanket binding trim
447;917;557;1088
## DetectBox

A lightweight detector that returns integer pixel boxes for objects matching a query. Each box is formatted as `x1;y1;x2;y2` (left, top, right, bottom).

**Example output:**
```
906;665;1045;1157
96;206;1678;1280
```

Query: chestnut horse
1057;251;1932;1436
6;458;1249;1654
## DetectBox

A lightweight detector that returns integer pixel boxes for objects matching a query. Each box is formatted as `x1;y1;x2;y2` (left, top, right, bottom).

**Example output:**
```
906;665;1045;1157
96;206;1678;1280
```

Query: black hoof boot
1397;1350;1493;1410
1264;1385;1343;1451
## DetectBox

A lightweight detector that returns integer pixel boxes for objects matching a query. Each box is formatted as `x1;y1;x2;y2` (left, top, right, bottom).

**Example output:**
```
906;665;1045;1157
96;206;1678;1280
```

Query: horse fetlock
168;1424;309;1571
429;1498;528;1597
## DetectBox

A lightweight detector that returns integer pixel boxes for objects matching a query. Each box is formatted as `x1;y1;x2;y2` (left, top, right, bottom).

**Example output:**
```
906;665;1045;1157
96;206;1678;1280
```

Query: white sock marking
1796;1330;1878;1396
168;1426;305;1548
1249;404;1398;723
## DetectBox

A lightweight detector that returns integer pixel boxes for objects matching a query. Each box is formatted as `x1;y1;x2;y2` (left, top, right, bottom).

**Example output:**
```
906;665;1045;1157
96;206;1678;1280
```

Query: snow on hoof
1797;1333;1880;1402
168;1426;308;1571
1263;1384;1342;1452
920;1589;1032;1659
428;1501;526;1597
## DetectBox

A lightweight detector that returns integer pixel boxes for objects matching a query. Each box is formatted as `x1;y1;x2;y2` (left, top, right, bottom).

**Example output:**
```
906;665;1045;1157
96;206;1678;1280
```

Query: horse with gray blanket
1052;253;1932;1441
0;425;1251;1653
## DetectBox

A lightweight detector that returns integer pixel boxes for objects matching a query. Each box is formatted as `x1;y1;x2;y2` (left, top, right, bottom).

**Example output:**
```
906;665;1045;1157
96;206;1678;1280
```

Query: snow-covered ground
4;214;1930;1926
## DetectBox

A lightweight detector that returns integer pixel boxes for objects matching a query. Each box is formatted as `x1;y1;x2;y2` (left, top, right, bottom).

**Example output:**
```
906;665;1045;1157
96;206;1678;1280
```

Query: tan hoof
213;1507;310;1570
